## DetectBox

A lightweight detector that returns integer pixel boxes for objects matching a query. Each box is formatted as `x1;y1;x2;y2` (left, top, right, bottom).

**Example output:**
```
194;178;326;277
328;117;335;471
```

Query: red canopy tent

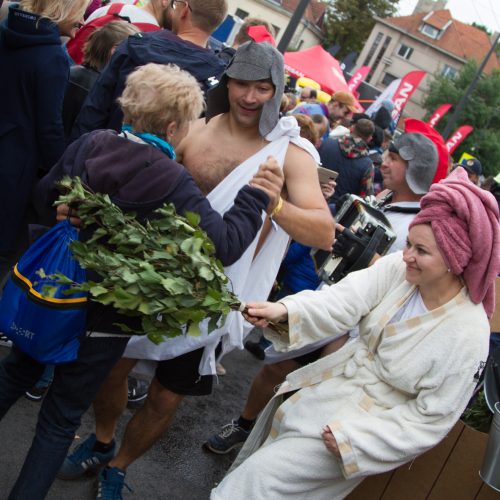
284;45;349;95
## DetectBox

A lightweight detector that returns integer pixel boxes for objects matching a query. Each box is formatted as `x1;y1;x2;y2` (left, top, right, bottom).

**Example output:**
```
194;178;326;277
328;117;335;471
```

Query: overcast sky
397;0;500;33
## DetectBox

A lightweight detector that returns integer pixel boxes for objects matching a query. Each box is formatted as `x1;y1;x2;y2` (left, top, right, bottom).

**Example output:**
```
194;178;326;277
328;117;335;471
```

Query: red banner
427;103;452;128
347;66;371;92
446;125;474;154
391;70;426;123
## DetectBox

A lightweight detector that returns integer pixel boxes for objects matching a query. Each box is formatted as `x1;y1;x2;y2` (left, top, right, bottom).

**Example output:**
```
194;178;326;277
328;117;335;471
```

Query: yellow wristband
270;196;284;218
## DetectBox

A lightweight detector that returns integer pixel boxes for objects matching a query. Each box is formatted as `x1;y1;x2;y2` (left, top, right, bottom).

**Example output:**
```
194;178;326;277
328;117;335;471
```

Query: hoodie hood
125;30;226;83
81;130;185;207
2;5;61;49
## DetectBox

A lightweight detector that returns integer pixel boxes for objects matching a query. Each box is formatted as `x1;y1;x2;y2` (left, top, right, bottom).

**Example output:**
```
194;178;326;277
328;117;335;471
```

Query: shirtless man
60;41;335;497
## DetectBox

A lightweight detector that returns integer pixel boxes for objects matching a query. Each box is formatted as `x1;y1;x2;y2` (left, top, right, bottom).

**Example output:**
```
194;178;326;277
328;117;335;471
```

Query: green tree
423;60;500;177
322;0;399;59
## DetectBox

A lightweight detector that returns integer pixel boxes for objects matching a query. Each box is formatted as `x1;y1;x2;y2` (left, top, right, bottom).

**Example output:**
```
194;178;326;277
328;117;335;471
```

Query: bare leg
108;377;183;470
320;334;349;357
240;359;300;421
94;357;138;444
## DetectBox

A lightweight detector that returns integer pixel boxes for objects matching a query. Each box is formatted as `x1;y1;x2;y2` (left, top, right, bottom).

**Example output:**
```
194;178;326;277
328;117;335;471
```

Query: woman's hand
322;425;341;458
242;301;288;328
56;204;82;227
249;156;284;214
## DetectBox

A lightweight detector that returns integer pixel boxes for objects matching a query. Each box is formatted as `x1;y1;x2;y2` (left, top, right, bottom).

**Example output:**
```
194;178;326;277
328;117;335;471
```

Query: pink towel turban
410;167;500;317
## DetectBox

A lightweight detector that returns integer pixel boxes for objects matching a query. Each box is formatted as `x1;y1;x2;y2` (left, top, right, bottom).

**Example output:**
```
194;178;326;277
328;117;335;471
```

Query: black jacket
70;30;226;141
0;5;68;254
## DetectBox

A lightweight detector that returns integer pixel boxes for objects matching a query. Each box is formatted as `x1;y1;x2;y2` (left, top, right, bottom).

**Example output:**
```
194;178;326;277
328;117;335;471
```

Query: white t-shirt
390;289;428;324
383;201;420;252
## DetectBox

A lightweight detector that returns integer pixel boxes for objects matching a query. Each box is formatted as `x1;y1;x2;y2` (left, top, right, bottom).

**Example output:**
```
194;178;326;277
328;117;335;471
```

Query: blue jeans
34;364;54;389
0;335;129;499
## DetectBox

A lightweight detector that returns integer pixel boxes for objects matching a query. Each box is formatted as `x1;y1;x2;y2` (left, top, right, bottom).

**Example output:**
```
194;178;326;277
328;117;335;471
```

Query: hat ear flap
258;57;285;137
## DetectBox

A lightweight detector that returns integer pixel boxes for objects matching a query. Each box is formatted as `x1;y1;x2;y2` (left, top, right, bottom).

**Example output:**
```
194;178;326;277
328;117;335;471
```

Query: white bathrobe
212;252;490;499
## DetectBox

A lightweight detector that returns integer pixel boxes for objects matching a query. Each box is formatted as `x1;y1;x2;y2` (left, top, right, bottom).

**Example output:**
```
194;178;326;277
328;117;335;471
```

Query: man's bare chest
182;137;265;195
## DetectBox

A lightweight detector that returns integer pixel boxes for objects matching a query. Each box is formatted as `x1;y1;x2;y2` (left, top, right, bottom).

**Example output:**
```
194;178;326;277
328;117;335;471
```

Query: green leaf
89;285;108;297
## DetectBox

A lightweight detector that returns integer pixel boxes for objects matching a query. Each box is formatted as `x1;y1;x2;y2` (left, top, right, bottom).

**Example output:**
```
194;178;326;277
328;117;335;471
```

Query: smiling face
226;78;275;130
403;224;450;289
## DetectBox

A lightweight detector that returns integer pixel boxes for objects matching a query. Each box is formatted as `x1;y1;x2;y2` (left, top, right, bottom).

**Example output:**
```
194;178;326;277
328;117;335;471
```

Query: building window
272;25;280;37
442;64;458;79
420;23;440;39
397;44;413;60
363;32;383;67
367;35;392;83
381;72;398;87
234;8;248;20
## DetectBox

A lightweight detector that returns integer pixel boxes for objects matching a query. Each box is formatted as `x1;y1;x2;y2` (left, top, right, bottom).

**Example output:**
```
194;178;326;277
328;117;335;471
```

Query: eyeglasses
170;0;192;11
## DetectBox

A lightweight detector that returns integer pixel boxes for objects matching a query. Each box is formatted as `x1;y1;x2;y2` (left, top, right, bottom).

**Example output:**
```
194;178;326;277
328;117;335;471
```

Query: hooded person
205;40;286;138
211;167;498;500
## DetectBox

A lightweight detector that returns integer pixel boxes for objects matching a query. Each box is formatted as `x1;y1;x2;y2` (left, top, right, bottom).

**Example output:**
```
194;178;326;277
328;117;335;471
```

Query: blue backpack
0;220;87;364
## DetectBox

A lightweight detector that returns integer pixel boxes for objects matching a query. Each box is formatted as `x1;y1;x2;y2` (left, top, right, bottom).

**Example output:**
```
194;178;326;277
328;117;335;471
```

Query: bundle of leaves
461;389;492;434
42;176;241;344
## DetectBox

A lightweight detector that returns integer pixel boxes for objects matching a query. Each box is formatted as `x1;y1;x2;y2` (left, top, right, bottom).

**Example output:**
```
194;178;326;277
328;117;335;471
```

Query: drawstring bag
0;220;87;364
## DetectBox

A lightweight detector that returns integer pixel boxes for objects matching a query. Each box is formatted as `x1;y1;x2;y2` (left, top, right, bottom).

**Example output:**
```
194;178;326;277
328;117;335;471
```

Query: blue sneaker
203;420;251;454
96;466;132;500
58;434;115;480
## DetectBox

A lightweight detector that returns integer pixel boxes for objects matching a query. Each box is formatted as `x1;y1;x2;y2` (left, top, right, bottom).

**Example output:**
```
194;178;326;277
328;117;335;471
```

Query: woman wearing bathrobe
212;167;500;500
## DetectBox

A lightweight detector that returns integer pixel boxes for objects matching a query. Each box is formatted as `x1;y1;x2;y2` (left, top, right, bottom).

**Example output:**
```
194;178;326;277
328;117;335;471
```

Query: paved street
0;340;262;499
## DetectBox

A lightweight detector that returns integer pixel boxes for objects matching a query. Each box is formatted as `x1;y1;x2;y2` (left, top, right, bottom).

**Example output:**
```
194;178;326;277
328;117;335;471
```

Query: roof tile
382;9;499;74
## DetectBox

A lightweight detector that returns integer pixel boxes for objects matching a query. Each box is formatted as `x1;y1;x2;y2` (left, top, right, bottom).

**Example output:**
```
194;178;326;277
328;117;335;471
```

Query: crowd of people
0;1;499;499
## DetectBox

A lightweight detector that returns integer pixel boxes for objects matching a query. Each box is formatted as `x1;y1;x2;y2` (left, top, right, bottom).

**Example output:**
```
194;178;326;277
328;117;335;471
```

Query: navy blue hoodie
70;30;226;141
0;5;68;255
35;130;269;333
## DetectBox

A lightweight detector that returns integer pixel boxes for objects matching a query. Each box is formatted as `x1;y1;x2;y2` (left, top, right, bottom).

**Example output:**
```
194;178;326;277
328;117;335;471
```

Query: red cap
247;25;277;47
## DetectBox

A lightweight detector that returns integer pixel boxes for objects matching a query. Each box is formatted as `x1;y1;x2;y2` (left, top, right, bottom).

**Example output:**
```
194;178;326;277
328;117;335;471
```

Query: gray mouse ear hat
391;132;438;194
206;41;285;137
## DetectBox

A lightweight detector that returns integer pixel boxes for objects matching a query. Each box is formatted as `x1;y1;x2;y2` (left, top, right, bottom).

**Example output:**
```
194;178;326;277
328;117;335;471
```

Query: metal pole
277;0;311;54
442;32;500;139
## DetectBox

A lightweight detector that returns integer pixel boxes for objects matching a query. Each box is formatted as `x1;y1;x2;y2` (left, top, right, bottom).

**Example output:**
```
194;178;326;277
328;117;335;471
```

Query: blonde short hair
19;0;88;24
190;0;227;34
119;63;205;137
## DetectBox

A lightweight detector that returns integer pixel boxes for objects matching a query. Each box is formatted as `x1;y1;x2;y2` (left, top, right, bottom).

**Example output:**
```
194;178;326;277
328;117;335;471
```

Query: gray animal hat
391;132;438;194
206;41;285;137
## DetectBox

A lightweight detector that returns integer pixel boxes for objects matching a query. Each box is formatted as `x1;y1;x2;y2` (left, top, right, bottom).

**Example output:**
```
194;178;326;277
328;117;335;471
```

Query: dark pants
0;335;129;499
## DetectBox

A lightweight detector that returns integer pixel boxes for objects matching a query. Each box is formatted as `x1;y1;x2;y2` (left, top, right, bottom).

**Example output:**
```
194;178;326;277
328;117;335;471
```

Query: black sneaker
127;376;148;407
244;340;266;360
203;420;251;454
0;333;12;347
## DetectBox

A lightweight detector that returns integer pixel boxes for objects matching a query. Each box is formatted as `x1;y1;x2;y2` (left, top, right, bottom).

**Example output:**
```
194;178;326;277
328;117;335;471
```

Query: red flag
347;66;371;93
391;70;426;123
427;103;452;128
446;125;474;154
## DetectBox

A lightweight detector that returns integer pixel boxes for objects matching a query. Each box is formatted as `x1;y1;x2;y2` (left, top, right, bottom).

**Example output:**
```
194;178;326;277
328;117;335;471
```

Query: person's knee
260;360;297;384
144;378;183;417
105;358;137;386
